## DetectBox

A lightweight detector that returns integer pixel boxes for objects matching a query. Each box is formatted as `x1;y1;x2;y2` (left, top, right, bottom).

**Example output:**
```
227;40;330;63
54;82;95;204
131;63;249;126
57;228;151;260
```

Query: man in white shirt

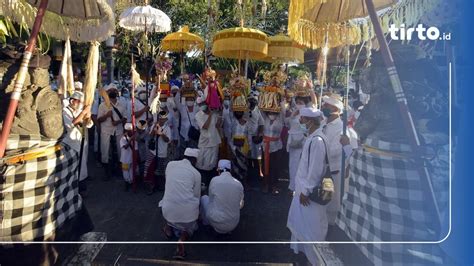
321;94;351;225
245;92;264;179
62;91;93;195
160;148;201;259
132;87;151;122
195;97;222;185
97;84;128;177
174;91;199;155
287;107;328;266
200;160;244;235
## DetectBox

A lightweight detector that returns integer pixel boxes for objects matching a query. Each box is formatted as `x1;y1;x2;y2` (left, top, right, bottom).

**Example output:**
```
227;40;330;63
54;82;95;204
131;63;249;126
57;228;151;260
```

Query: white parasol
119;4;171;33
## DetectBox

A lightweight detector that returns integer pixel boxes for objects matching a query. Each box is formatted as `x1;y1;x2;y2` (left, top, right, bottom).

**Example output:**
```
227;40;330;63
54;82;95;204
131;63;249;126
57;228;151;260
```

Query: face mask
160;103;167;109
268;114;277;121
224;100;230;107
200;105;208;112
354;111;361;120
139;94;146;101
296;104;305;110
186;101;194;107
299;122;308;133
322;108;332;118
234;113;243;120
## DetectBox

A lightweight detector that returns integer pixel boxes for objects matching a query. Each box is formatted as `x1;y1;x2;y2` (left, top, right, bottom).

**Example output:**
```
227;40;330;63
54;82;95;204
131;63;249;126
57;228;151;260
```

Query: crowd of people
62;66;363;263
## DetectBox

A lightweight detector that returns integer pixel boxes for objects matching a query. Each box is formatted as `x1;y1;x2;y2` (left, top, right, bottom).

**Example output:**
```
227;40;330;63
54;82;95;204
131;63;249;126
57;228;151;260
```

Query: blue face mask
322;108;332;118
299;122;308;133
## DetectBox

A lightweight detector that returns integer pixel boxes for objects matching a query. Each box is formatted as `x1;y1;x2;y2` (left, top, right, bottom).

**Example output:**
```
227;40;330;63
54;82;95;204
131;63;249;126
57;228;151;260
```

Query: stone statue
0;48;64;139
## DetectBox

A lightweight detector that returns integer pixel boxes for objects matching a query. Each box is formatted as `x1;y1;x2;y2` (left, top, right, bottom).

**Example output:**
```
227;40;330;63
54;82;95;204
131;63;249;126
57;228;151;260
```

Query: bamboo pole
365;0;441;233
340;45;350;201
131;54;138;192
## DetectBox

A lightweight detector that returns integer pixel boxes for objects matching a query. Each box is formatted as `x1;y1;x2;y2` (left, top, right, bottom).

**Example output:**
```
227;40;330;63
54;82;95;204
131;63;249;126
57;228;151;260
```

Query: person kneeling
159;148;201;259
200;160;244;235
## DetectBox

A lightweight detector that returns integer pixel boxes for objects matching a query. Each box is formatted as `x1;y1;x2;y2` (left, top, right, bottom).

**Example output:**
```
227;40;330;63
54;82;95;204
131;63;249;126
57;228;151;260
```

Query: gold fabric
262;34;305;64
161;26;205;52
212;27;268;60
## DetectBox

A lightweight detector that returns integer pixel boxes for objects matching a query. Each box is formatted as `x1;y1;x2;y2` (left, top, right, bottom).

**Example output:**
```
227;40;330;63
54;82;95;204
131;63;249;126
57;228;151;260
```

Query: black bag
148;137;156;150
307;136;335;206
186;109;200;142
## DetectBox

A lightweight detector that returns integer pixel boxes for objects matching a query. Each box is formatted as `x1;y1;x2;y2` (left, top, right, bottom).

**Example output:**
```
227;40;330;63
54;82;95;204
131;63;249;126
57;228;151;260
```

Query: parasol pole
365;0;441;232
145;16;150;121
319;32;329;108
131;54;138;193
0;0;49;158
340;44;350;201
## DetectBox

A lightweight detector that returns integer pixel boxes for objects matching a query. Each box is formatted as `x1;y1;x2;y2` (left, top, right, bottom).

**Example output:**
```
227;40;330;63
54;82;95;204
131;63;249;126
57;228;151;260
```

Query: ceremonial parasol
0;0;115;158
119;3;171;32
288;0;442;234
161;25;205;74
212;26;268;75
262;34;305;64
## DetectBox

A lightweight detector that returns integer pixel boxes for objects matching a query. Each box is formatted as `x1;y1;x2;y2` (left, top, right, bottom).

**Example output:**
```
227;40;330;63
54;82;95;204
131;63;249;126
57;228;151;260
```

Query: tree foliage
113;0;290;76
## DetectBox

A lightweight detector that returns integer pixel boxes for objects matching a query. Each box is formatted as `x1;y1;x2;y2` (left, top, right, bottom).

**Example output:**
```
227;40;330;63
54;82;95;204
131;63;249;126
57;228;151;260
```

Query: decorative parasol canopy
161;26;205;52
119;4;171;33
212;27;268;60
288;0;439;49
262;34;305;64
1;0;115;42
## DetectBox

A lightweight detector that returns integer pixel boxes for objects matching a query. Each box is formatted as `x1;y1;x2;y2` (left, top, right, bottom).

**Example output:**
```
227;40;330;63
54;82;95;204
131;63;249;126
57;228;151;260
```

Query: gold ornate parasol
262;34;305;64
212;27;268;60
161;26;205;74
161;26;205;52
2;0;115;42
288;0;439;49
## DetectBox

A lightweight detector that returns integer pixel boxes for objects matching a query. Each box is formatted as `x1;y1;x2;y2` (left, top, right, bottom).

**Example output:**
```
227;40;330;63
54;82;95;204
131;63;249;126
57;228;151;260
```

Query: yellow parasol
161;26;205;73
212;26;268;61
288;0;439;49
162;26;205;52
261;34;305;64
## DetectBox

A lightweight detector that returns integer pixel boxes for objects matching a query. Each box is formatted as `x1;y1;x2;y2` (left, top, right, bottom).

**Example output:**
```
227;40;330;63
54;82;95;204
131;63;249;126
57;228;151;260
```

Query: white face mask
296;104;305;110
268;114;277;121
354;111;361;119
186;101;194;107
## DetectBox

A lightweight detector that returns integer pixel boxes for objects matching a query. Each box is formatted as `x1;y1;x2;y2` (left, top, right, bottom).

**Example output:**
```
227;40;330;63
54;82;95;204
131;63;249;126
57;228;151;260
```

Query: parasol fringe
83;41;100;108
1;0;115;42
131;64;144;88
288;0;440;49
58;37;74;98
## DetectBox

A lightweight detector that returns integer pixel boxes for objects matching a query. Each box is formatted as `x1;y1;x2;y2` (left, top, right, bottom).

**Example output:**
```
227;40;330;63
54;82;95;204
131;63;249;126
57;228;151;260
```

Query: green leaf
0;20;9;36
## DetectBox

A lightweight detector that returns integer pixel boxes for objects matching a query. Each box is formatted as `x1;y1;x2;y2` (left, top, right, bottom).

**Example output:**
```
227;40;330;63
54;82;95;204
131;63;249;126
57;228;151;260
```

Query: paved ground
79;152;370;265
